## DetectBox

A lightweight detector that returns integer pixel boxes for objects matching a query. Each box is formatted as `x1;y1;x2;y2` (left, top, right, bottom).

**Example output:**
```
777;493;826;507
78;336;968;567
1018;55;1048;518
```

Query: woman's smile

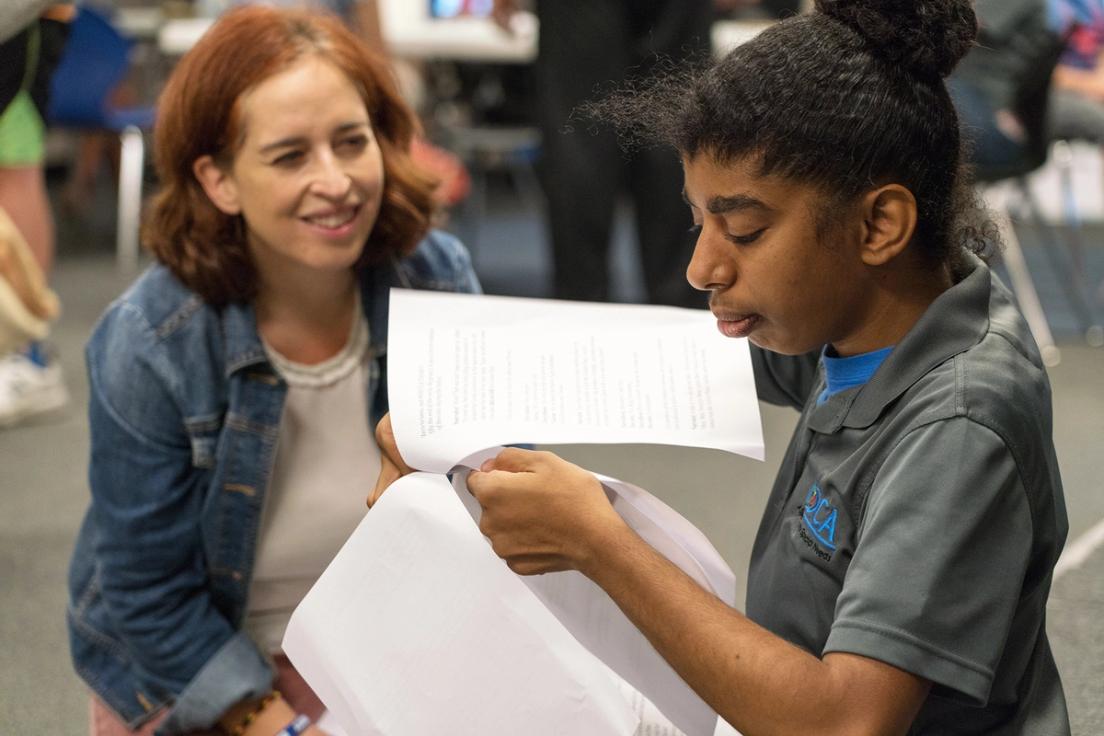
300;203;364;238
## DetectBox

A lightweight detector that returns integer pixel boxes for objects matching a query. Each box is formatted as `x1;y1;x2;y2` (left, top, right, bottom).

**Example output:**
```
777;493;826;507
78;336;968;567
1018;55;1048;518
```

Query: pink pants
89;655;325;736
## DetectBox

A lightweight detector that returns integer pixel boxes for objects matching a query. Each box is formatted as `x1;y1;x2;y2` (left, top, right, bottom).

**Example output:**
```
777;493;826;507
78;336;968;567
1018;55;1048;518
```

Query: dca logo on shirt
800;483;838;558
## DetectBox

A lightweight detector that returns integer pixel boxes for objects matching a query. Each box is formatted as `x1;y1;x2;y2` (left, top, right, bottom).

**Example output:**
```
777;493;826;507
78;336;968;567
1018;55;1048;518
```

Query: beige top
246;306;381;653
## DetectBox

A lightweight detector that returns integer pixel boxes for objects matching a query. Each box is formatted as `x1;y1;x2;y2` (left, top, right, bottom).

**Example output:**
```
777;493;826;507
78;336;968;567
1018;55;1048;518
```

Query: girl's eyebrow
705;193;773;215
680;189;773;215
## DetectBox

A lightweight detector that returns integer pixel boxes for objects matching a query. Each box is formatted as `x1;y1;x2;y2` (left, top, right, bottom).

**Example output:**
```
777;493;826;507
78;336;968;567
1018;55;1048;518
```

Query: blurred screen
429;0;495;18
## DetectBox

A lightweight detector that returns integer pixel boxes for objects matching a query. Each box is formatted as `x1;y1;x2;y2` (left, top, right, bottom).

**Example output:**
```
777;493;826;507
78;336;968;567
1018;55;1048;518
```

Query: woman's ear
193;155;242;216
859;184;917;267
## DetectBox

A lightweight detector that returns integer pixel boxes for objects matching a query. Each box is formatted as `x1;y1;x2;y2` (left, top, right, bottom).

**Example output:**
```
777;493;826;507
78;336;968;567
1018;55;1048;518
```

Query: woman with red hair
66;6;479;735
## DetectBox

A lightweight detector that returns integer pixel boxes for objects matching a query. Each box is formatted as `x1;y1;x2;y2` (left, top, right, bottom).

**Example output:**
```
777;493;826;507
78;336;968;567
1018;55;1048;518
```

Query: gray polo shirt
746;255;1070;734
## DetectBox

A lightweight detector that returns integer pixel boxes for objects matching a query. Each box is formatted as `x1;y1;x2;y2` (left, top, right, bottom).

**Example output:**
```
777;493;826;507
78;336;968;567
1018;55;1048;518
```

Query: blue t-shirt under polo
816;345;895;405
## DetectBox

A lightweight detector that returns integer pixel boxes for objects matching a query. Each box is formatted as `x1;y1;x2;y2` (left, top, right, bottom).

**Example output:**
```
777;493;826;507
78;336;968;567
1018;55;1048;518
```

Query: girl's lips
715;313;761;338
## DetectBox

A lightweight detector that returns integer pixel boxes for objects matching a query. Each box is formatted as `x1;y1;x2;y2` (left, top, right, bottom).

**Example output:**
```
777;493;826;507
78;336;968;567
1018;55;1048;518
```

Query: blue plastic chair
47;7;155;271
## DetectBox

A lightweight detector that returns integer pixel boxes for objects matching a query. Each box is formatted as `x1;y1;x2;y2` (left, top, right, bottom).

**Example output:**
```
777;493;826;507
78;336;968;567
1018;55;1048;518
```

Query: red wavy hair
143;5;438;306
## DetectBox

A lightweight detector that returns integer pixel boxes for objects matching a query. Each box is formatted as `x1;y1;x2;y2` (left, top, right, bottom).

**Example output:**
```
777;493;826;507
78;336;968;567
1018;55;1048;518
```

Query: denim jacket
67;231;480;733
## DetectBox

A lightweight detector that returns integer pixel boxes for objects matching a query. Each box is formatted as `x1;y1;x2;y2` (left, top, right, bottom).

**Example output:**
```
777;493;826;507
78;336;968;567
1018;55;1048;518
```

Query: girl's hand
368;413;414;507
466;448;627;577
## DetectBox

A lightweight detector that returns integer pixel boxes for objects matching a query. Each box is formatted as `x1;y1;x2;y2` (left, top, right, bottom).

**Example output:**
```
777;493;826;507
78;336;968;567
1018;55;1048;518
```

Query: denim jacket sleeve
85;301;272;733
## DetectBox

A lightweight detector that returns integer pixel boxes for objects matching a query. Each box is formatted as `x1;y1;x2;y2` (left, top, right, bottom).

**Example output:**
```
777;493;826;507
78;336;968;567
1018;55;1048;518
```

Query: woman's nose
310;153;352;199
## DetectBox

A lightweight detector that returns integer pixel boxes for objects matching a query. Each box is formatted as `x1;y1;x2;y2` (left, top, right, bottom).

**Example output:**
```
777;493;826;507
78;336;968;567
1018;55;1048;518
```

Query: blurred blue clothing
949;76;1028;172
1051;0;1104;34
1055;0;1104;68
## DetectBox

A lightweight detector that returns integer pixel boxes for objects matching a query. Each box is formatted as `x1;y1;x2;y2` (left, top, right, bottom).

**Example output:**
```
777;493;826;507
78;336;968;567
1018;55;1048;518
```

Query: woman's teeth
307;210;355;228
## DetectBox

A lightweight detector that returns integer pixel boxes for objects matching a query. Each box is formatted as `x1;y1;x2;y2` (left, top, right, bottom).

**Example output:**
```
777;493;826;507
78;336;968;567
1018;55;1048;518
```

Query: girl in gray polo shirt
378;0;1072;732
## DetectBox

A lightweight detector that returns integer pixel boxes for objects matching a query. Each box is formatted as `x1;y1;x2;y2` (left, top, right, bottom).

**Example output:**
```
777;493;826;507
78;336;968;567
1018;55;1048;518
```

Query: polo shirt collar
808;254;991;433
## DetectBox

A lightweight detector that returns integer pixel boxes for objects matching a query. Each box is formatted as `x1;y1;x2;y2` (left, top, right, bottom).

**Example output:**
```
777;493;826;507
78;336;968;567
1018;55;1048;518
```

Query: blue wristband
276;713;311;736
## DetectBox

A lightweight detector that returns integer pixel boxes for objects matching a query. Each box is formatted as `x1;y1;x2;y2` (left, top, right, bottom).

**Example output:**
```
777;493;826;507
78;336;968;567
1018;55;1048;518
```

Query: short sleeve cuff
157;631;274;734
824;619;994;706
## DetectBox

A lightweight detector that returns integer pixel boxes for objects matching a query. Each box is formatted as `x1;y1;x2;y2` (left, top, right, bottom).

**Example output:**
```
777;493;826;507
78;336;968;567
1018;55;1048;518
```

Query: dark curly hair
585;0;996;270
143;5;438;306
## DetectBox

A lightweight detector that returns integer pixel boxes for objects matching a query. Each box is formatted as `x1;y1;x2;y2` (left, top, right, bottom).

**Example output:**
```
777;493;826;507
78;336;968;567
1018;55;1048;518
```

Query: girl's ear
193;155;242;216
859;184;917;267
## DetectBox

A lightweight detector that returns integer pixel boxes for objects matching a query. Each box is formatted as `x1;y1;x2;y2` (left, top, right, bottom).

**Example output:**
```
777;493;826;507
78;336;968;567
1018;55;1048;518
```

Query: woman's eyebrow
333;121;369;135
259;136;306;154
258;122;369;154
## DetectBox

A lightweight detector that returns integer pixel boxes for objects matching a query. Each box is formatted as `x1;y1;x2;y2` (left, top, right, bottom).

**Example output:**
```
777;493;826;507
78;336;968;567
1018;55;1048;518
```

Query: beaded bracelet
228;690;282;736
276;713;312;736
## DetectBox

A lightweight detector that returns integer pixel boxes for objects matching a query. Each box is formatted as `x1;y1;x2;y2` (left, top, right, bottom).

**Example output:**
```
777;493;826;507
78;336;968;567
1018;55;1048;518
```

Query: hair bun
814;0;977;78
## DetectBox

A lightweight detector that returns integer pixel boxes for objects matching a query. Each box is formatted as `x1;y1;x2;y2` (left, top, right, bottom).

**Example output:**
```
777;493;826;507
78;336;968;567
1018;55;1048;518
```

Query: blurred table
115;6;164;40
157;12;771;62
384;8;538;63
156;9;539;62
157;16;212;56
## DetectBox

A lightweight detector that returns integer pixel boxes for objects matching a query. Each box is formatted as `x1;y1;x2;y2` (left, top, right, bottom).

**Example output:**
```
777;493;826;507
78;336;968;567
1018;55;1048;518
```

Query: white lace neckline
262;299;370;389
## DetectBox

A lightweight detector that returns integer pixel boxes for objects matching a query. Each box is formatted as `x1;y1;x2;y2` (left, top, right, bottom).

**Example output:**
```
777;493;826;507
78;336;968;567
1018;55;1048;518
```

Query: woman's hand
368;413;414;508
466;448;627;577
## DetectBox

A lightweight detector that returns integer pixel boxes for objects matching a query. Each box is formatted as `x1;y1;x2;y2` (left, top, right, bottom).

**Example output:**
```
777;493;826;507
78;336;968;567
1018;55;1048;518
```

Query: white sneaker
0;350;69;427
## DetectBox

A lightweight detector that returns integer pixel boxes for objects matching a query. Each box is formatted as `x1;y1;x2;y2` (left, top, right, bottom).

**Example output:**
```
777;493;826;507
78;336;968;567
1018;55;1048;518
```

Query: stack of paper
283;291;763;736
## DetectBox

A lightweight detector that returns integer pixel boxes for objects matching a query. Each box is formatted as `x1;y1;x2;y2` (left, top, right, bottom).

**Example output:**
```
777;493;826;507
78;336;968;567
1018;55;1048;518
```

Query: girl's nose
685;225;733;292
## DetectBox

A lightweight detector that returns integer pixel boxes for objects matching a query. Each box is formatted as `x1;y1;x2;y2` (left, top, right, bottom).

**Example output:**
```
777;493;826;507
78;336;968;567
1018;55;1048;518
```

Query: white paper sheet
285;469;736;736
451;464;734;736
315;710;347;735
387;290;764;473
283;472;641;736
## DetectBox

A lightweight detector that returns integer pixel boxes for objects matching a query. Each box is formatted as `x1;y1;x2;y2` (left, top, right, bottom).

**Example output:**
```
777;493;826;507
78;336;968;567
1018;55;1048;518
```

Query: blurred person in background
66;7;479;735
0;1;73;427
945;0;1054;171
946;0;1102;173
1050;1;1104;146
492;0;713;307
